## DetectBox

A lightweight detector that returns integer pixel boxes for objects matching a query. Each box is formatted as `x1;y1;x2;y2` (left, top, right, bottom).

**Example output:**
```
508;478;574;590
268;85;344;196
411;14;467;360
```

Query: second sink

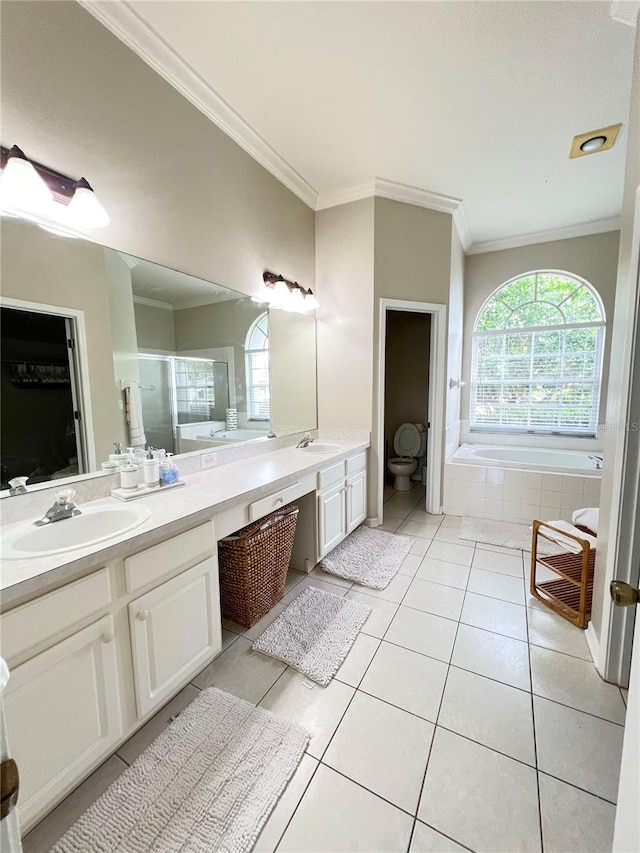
296;443;342;454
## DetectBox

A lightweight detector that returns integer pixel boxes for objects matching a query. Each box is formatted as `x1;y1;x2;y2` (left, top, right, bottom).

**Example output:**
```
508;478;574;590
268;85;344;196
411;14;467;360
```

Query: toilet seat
393;423;425;458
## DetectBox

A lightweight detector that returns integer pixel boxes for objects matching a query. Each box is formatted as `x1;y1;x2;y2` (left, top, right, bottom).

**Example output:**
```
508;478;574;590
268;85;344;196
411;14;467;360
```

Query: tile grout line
407;538;476;851
524;549;545;853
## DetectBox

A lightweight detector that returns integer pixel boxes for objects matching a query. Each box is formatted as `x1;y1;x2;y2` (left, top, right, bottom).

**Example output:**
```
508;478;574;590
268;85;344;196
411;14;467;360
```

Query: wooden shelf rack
529;519;595;629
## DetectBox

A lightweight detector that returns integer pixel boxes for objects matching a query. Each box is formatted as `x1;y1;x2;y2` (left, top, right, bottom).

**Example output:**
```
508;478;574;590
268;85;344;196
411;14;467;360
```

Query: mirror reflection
0;218;317;490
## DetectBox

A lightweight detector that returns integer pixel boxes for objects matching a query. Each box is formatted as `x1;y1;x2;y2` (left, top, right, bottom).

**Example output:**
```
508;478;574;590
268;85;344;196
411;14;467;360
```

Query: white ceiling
84;1;636;251
127;257;243;309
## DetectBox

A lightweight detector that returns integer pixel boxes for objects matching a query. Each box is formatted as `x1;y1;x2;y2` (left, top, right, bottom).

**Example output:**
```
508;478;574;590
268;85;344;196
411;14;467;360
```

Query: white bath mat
252;586;371;686
459;517;564;555
51;688;310;853
320;526;414;589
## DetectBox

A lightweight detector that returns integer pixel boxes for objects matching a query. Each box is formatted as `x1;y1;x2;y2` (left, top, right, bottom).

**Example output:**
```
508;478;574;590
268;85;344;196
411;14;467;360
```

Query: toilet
387;423;427;491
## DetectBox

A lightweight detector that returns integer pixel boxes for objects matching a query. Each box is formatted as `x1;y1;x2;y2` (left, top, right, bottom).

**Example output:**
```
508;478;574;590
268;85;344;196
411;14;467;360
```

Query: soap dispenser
161;453;179;486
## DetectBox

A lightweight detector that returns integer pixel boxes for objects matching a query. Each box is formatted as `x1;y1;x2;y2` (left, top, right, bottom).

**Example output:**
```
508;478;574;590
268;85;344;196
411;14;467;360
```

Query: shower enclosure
138;355;230;453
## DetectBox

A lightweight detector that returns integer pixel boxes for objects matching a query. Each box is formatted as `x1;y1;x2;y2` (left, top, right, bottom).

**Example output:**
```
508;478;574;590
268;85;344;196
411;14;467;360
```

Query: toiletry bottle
143;451;160;488
120;453;139;491
161;453;179;486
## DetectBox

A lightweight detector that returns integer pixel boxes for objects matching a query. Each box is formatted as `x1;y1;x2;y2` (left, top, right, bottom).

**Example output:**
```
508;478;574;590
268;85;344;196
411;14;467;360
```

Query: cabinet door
129;557;221;717
347;469;367;533
318;483;347;558
3;615;122;831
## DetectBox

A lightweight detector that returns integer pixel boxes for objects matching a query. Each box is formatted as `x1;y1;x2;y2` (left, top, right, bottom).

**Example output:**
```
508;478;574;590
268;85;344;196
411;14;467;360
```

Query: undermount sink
296;443;342;454
0;503;152;559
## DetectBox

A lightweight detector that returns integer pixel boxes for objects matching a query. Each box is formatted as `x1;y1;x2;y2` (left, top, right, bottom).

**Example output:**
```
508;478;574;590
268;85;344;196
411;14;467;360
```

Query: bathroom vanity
0;438;368;833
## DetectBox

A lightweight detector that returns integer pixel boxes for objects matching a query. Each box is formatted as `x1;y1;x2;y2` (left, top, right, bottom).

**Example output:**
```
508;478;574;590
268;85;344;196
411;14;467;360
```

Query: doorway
0;306;87;487
377;299;446;519
384;311;431;491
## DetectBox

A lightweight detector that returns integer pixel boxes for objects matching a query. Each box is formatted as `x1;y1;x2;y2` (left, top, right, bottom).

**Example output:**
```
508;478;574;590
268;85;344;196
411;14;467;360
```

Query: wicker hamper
218;502;299;628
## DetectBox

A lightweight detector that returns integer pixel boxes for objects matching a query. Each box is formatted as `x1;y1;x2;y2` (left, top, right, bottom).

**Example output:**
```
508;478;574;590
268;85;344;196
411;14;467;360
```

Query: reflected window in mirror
245;312;270;422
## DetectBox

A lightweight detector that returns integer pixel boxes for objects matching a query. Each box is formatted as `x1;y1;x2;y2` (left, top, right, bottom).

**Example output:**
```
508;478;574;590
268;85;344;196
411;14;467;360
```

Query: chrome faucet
34;489;81;526
296;433;313;448
589;454;603;470
8;477;29;495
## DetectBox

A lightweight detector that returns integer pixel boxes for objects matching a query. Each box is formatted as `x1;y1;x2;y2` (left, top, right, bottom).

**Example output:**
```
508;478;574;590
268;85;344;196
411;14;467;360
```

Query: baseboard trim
366;517;381;528
585;622;601;670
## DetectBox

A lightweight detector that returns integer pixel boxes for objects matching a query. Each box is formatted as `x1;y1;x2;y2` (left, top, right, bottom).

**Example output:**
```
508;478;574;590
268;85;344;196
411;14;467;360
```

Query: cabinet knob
101;631;114;644
275;496;284;504
137;610;149;621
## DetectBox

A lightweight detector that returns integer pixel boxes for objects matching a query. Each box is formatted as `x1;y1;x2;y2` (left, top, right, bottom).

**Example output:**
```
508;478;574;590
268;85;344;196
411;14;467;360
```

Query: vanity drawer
317;461;346;491
124;522;214;593
1;568;111;661
346;451;366;475
249;482;304;522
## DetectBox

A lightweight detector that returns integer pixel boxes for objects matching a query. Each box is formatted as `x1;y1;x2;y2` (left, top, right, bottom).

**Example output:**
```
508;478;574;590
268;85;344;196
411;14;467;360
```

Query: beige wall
461;231;620;427
592;22;640;651
1;219;120;466
371;199;453;515
315;199;375;431
446;227;465;457
383;312;431;465
269;311;318;435
1;0;315;302
134;303;176;353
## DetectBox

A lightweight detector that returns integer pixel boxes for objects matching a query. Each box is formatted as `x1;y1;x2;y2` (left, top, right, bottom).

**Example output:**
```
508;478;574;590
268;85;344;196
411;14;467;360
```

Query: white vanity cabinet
129;557;220;716
317;451;367;558
3;613;122;830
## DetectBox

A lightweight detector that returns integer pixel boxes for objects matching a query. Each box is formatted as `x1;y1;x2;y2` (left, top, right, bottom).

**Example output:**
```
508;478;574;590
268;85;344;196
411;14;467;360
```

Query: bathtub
451;443;601;475
444;443;601;524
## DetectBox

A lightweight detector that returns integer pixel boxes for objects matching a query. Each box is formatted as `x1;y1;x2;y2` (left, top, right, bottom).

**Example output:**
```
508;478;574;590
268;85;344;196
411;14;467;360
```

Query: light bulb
272;279;290;306
0;146;53;216
580;136;607;154
64;178;110;228
303;289;319;311
289;286;305;312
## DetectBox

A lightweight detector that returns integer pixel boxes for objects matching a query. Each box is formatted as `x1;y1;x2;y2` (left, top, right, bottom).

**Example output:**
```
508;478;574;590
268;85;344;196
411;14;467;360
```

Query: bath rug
320;526;414;589
459;517;565;555
51;688;310;853
252;585;371;686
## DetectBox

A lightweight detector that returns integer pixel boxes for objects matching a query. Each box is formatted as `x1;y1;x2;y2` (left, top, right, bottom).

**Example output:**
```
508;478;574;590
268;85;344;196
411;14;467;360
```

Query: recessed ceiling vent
569;124;622;159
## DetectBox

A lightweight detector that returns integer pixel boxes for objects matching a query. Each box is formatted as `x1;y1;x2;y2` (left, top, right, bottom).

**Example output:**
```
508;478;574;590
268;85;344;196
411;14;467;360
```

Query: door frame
376;298;447;520
0;296;96;472
592;186;640;686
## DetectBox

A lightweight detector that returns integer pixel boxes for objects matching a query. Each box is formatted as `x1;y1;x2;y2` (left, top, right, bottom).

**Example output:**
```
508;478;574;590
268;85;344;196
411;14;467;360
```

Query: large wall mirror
0;218;317;491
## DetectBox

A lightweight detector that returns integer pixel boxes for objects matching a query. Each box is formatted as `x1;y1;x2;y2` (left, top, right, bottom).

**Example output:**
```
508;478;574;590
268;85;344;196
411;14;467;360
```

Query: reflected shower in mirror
0;217;317;492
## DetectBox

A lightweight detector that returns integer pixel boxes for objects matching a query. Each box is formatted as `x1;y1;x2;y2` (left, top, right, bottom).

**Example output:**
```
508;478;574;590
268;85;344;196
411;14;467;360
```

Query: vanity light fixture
0;144;110;231
569;123;622;159
258;271;319;312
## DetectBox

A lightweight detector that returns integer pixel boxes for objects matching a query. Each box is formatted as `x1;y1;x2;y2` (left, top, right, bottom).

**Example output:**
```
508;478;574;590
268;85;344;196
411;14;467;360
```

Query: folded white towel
125;384;147;448
572;507;599;533
538;520;597;554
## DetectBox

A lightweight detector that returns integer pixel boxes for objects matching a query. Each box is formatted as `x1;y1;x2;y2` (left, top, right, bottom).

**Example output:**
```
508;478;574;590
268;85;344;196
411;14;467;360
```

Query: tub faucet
34;489;81;526
589;454;603;470
296;433;313;448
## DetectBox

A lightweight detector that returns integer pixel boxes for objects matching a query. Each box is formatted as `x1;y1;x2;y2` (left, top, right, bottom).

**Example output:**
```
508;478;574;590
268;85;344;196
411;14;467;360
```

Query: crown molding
467;216;622;256
315;177;472;251
610;1;639;26
77;0;318;209
133;295;174;311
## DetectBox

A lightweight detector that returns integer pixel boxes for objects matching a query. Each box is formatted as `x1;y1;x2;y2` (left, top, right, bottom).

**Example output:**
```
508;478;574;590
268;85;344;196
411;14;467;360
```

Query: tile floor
24;482;627;853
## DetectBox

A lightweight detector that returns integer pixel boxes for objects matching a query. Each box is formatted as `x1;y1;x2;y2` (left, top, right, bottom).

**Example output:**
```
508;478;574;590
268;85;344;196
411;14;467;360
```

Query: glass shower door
138;356;175;453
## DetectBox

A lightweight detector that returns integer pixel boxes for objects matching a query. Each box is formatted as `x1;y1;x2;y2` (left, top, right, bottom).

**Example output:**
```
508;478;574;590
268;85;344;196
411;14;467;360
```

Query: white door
318;483;346;558
3;615;122;831
129;557;221;717
613;599;639;852
346;470;367;533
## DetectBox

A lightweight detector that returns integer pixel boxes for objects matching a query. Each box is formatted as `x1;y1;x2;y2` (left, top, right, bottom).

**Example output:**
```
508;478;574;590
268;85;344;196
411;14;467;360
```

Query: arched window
470;271;605;435
245;312;270;421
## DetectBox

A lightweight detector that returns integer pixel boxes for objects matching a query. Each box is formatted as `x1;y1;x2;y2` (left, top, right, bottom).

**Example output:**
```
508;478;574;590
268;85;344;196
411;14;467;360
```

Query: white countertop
0;439;368;610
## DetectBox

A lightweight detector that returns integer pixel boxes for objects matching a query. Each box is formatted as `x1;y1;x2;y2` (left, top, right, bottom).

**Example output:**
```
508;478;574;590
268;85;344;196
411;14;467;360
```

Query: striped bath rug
52;688;310;853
